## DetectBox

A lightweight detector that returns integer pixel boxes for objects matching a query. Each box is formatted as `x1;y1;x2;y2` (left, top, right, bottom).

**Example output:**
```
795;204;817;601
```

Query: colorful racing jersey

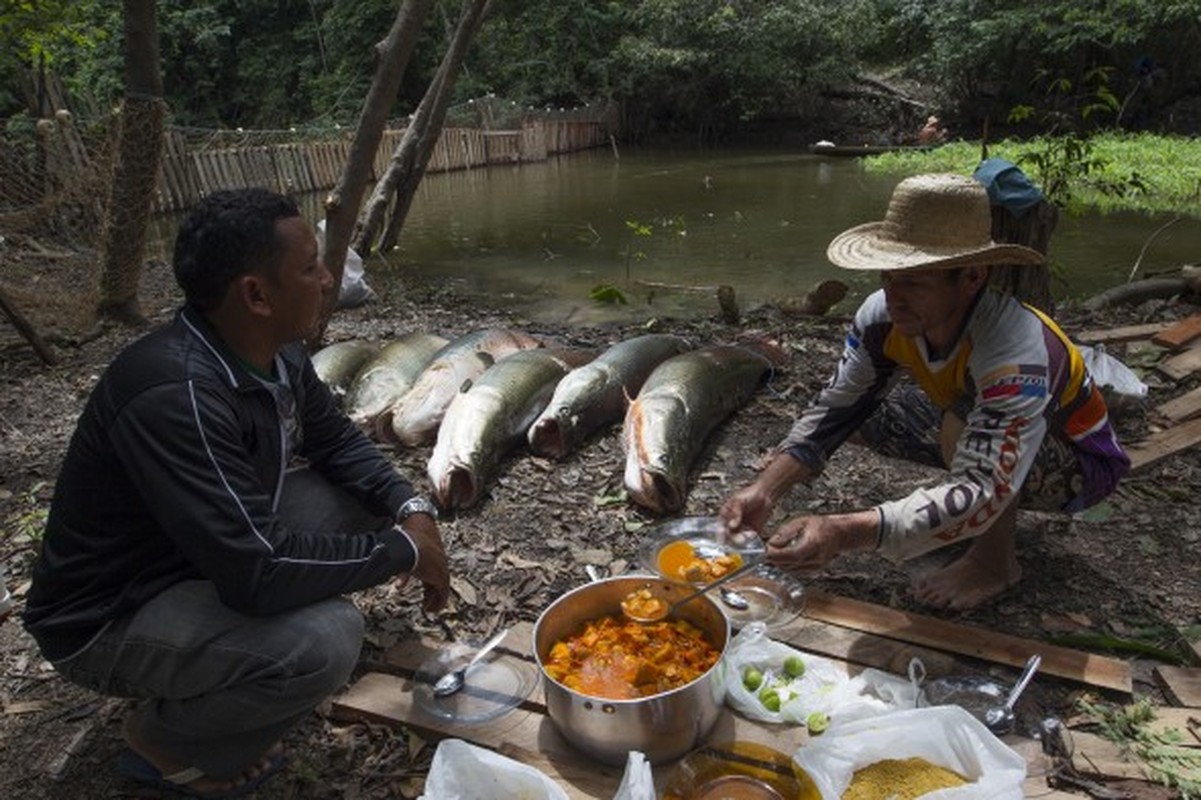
781;288;1130;561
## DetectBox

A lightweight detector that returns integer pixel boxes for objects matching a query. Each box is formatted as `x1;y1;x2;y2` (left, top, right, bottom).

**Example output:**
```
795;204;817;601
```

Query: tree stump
989;200;1058;314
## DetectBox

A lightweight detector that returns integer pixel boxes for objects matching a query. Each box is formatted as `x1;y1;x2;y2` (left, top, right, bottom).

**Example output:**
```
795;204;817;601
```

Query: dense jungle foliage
2;0;1200;139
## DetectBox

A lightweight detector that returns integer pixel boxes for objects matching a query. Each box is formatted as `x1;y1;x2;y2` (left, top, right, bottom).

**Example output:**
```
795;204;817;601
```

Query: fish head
622;394;691;514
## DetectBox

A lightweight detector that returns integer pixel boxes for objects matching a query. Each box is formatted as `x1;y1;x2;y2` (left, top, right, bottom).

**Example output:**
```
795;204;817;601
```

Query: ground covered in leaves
1;250;1199;799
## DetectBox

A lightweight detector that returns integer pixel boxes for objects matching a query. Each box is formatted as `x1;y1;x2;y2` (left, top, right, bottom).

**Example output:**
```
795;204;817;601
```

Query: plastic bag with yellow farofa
793;706;1026;800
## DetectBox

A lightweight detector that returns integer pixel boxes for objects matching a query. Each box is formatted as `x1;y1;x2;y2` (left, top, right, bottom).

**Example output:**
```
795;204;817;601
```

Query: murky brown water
374;146;1200;324
158;146;1198;325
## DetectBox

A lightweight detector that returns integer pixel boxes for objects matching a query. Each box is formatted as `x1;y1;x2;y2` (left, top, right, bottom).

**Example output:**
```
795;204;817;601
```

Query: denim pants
50;468;389;780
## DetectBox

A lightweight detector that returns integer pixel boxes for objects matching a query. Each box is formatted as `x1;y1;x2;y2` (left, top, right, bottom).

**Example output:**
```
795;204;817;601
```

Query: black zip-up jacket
23;307;418;661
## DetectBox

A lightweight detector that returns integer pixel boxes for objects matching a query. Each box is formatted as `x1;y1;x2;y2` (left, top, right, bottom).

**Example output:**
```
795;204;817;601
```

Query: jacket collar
178;305;271;391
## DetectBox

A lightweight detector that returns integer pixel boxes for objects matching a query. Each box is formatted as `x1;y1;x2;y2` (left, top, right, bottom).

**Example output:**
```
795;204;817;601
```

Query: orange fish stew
657;540;742;583
544;614;721;699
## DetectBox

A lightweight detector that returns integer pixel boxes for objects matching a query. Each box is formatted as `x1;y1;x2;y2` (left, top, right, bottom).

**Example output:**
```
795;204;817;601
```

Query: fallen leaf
500;552;543;570
450;576;478;607
4;700;51;715
1041;611;1093;633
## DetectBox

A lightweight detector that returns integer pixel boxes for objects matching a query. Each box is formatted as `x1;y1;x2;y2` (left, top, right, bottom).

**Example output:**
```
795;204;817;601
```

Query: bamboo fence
152;118;608;214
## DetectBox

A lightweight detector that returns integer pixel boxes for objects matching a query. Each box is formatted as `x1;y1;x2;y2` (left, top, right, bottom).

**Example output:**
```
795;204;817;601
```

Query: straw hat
826;173;1045;271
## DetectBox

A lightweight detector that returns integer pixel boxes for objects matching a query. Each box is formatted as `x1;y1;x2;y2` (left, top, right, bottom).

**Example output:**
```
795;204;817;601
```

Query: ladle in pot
622;561;760;622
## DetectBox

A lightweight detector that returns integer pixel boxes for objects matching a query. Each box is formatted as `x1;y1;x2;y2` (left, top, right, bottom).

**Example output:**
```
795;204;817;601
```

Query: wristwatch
397;495;439;522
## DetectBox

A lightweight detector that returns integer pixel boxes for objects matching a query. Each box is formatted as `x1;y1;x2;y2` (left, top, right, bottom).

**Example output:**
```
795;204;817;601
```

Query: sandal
117;747;286;799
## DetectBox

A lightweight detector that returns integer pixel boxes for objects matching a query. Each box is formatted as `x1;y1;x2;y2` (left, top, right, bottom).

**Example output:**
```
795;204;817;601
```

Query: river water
337;147;1198;325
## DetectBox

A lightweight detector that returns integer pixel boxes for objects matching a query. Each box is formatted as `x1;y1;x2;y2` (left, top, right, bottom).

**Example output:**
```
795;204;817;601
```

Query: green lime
783;654;806;679
806;711;830;733
759;689;781;712
742;666;764;691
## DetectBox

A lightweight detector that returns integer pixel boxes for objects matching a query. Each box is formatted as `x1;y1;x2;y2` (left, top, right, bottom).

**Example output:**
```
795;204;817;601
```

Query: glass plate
637;516;766;584
718;565;806;631
412;647;537;725
662;740;820;800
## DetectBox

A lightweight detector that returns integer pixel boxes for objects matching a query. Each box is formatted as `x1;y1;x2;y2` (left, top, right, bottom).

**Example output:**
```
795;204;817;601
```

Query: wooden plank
1153;666;1201;708
1152;314;1201;350
801;590;1133;693
1126;416;1201;472
1148;707;1201;745
1156;385;1201;425
1075;323;1165;345
1157;340;1201;381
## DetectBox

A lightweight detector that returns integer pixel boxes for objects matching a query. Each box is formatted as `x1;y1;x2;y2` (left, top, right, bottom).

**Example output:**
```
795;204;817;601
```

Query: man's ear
964;264;990;292
235;274;273;317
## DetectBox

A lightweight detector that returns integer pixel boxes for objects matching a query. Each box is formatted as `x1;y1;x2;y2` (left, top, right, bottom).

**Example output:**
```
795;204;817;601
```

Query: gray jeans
50;468;389;780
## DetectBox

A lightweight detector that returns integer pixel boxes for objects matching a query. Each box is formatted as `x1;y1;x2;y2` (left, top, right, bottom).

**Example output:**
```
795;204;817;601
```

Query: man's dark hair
173;188;301;311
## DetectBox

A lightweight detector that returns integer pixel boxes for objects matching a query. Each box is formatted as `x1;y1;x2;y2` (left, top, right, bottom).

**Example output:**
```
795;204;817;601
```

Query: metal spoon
623;561;760;622
719;584;750;611
431;627;511;698
984;654;1041;735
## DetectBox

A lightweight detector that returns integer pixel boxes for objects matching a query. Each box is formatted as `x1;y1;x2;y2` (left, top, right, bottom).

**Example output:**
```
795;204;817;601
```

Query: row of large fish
312;328;789;514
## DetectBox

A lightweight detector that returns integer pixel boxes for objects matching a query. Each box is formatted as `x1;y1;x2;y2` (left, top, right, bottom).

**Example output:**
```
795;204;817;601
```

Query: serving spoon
622;561;760;622
984;654;1041;735
431;627;511;698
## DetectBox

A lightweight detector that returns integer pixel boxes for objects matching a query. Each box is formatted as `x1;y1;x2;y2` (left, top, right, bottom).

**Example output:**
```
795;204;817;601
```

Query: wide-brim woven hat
826;173;1045;271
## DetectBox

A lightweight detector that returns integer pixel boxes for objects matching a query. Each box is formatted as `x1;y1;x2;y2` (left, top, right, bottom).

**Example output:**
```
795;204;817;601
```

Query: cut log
0;284;57;365
1083;277;1194;311
1151;314;1201;350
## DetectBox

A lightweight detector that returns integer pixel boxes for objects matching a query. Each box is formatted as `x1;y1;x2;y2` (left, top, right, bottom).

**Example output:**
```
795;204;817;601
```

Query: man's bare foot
912;550;1021;611
121;712;284;795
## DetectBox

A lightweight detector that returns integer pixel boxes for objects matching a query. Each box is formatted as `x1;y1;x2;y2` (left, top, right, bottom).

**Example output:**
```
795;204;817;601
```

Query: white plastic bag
419;739;570;800
1079;344;1147;399
792;706;1027;800
316;219;376;309
612;751;655;800
723;623;914;728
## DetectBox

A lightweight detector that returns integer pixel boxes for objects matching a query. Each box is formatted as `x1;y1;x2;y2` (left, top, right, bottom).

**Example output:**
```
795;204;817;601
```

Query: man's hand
720;452;811;537
399;516;450;612
719;483;774;538
764;511;880;573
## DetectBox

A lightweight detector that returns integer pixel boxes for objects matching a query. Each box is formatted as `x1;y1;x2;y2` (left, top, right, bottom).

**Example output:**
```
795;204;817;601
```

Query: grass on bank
866;133;1201;217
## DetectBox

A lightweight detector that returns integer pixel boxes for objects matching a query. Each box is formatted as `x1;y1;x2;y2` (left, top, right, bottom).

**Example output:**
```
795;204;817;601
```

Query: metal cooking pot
532;575;730;765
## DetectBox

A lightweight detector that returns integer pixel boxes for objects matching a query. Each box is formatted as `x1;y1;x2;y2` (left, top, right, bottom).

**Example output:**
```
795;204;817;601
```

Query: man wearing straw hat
721;173;1130;610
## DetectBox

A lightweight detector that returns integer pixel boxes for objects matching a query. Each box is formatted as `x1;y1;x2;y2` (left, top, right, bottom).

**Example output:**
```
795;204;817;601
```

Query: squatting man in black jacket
23;188;450;798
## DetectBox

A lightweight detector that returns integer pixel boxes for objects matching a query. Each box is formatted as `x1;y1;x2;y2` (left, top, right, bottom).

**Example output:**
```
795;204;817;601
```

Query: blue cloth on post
972;158;1044;217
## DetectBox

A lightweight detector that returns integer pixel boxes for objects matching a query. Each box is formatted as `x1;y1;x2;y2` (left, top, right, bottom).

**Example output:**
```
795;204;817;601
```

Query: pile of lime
740;655;830;734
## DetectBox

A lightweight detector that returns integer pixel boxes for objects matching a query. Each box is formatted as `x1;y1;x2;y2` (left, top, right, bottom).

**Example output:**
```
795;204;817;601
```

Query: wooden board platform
333;608;1125;799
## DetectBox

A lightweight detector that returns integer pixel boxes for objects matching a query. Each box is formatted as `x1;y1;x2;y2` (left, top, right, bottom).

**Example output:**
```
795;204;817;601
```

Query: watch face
402;497;437;520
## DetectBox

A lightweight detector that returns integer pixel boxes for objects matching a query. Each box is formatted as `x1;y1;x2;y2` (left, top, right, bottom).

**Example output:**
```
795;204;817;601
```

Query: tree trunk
96;0;164;326
357;0;492;256
311;0;435;347
988;200;1058;314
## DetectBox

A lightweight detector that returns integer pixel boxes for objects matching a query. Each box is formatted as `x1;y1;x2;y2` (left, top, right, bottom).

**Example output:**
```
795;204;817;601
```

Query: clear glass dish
412;646;536;725
637;516;766;584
